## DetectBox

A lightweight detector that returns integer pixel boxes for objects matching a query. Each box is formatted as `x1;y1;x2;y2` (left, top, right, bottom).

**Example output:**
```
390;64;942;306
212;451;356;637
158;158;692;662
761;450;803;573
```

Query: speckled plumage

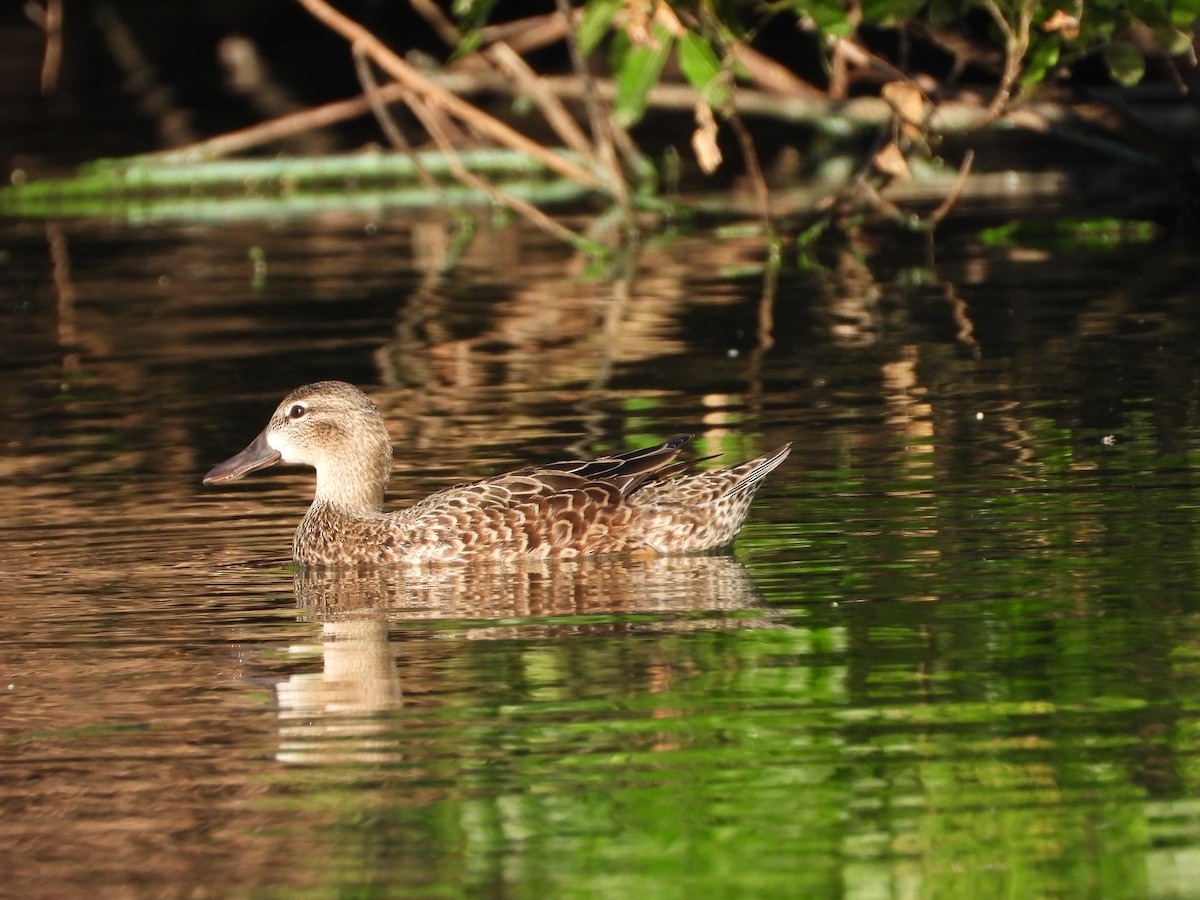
204;381;791;566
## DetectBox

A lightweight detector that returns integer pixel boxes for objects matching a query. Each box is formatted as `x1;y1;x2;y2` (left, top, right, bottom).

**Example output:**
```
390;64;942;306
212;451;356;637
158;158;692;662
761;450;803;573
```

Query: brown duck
204;381;791;565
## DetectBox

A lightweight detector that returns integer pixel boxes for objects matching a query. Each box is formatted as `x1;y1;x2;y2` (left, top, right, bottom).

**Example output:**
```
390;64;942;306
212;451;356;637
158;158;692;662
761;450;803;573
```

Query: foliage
458;0;1200;135
804;0;1199;92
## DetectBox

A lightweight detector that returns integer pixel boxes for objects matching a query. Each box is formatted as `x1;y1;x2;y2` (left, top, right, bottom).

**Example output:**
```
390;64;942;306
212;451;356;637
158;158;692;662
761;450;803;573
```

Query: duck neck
312;453;391;519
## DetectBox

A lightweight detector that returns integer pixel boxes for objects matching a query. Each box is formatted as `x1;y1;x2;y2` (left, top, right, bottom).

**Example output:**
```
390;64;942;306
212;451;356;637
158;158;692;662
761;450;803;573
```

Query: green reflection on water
261;602;1200;898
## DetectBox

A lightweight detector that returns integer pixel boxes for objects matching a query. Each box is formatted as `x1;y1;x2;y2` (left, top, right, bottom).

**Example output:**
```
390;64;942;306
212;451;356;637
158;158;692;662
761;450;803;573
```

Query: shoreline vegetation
8;1;1200;248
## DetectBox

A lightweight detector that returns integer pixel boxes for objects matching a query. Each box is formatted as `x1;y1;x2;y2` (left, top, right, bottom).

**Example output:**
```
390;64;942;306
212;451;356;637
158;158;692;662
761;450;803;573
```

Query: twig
430;69;997;132
757;260;777;354
449;12;570;80
477;13;569;58
854;177;915;228
484;42;594;159
730;40;823;98
94;3;196;147
405;91;593;249
408;0;461;48
352;44;440;191
552;0;631;219
826;5;863;100
38;0;63;95
157;84;409;163
831;35;912;89
982;0;1034;121
726;107;777;245
927;149;975;229
146;71;861;167
295;0;603;191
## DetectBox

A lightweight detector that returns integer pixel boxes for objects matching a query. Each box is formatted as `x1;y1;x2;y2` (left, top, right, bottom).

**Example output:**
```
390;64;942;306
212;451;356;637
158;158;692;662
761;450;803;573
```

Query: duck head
203;381;393;515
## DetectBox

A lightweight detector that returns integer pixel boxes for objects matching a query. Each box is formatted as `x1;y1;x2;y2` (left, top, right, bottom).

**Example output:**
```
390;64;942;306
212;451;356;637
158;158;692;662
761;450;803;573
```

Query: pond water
4;209;1200;898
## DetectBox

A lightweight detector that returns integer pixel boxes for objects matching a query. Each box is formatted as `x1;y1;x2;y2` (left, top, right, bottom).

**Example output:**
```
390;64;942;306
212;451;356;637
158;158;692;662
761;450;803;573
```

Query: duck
203;381;791;566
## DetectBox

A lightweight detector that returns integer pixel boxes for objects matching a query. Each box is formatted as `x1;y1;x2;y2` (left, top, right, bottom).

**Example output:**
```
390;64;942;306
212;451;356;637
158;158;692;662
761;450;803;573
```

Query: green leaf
1170;1;1200;27
1019;35;1061;89
678;33;731;108
451;0;500;34
1153;25;1195;57
1127;2;1170;28
1102;41;1146;87
614;27;675;128
806;0;856;38
578;0;622;56
454;31;482;57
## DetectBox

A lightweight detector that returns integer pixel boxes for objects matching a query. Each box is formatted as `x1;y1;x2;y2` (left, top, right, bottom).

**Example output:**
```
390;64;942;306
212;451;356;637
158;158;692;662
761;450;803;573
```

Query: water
5;212;1200;898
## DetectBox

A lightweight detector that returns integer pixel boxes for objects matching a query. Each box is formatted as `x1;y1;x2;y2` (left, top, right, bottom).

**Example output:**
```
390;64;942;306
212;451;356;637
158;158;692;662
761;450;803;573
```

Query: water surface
4;215;1200;898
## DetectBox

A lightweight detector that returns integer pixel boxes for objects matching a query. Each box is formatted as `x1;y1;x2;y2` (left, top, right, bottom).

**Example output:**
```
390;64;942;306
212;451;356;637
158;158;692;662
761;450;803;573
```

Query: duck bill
203;430;282;485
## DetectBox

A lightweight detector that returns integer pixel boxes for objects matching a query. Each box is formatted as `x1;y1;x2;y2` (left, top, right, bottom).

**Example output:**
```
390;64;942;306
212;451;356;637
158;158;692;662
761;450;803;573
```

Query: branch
982;0;1034;121
927;150;975;229
38;0;64;94
352;43;439;191
294;0;604;191
404;91;594;249
484;42;594;159
552;0;631;216
408;0;461;48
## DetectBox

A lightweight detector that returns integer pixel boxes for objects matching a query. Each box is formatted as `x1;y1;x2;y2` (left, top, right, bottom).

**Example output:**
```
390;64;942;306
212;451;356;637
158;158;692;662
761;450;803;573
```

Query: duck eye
287;404;307;420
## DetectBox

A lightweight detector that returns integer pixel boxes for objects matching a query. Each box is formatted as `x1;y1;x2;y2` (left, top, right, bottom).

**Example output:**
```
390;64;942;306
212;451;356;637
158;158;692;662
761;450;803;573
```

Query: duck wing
512;434;694;497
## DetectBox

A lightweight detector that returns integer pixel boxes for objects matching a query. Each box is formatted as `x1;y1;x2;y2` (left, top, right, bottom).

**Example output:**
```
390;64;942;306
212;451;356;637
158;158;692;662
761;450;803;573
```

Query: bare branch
484;42;594;159
352;42;439;191
39;0;63;94
295;0;604;191
927;150;975;229
552;0;631;216
408;0;461;48
405;91;592;249
982;0;1034;121
727;108;777;244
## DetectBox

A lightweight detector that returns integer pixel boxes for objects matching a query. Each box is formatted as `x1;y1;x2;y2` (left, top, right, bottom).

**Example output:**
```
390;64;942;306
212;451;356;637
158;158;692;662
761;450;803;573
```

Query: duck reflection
275;554;767;764
275;613;402;764
294;553;765;621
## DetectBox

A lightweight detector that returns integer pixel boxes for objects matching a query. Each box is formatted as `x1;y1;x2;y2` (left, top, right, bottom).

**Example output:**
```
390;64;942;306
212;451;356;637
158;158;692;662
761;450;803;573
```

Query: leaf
1153;25;1196;58
1041;9;1080;39
613;25;674;128
692;102;722;174
1020;35;1061;89
806;0;856;38
874;142;911;179
678;33;731;109
1102;41;1146;87
881;81;924;142
451;0;500;34
1171;2;1200;27
578;0;622;56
